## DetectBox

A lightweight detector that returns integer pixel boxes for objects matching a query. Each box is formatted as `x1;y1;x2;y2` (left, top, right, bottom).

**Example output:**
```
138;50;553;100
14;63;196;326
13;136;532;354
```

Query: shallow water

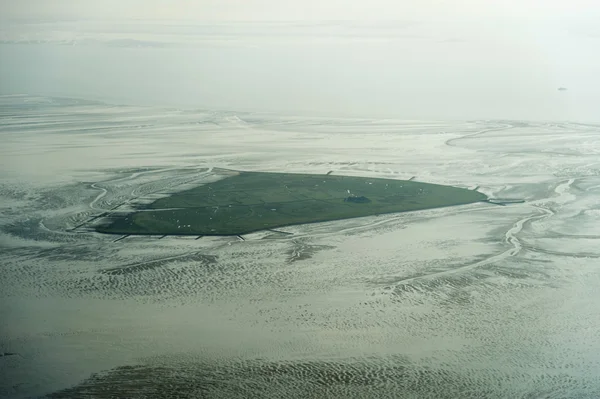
1;95;600;398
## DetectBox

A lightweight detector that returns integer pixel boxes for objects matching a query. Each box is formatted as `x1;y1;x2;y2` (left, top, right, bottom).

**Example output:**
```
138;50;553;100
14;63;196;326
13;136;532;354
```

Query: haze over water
2;0;600;122
2;1;600;398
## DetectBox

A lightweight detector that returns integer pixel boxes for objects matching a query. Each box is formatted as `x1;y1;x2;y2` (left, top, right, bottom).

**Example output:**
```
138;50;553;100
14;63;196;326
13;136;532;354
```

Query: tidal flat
2;95;600;398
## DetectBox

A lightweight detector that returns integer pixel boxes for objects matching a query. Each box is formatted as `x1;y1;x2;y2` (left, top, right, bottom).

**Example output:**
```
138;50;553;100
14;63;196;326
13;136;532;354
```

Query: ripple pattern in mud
48;356;600;399
3;97;600;398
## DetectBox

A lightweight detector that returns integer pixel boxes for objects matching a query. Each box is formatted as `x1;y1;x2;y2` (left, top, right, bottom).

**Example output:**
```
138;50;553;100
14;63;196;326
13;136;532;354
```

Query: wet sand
1;95;600;398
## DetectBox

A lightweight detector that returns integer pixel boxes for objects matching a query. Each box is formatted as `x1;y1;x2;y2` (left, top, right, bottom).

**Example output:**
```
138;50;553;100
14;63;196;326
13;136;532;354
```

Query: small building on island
344;196;371;204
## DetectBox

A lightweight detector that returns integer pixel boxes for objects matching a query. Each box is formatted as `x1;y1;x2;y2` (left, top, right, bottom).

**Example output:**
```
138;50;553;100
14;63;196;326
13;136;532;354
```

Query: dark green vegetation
96;171;487;236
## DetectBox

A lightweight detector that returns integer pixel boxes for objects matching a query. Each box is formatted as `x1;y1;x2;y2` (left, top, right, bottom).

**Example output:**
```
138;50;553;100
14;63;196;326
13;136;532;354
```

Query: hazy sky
1;1;599;121
3;0;600;21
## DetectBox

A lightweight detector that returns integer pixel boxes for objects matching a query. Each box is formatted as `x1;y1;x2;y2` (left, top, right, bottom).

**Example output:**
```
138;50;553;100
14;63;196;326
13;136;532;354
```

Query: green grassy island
96;170;487;236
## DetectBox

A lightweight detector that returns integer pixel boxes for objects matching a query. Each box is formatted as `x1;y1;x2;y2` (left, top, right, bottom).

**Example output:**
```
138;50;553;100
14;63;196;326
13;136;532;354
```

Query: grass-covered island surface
96;170;487;236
